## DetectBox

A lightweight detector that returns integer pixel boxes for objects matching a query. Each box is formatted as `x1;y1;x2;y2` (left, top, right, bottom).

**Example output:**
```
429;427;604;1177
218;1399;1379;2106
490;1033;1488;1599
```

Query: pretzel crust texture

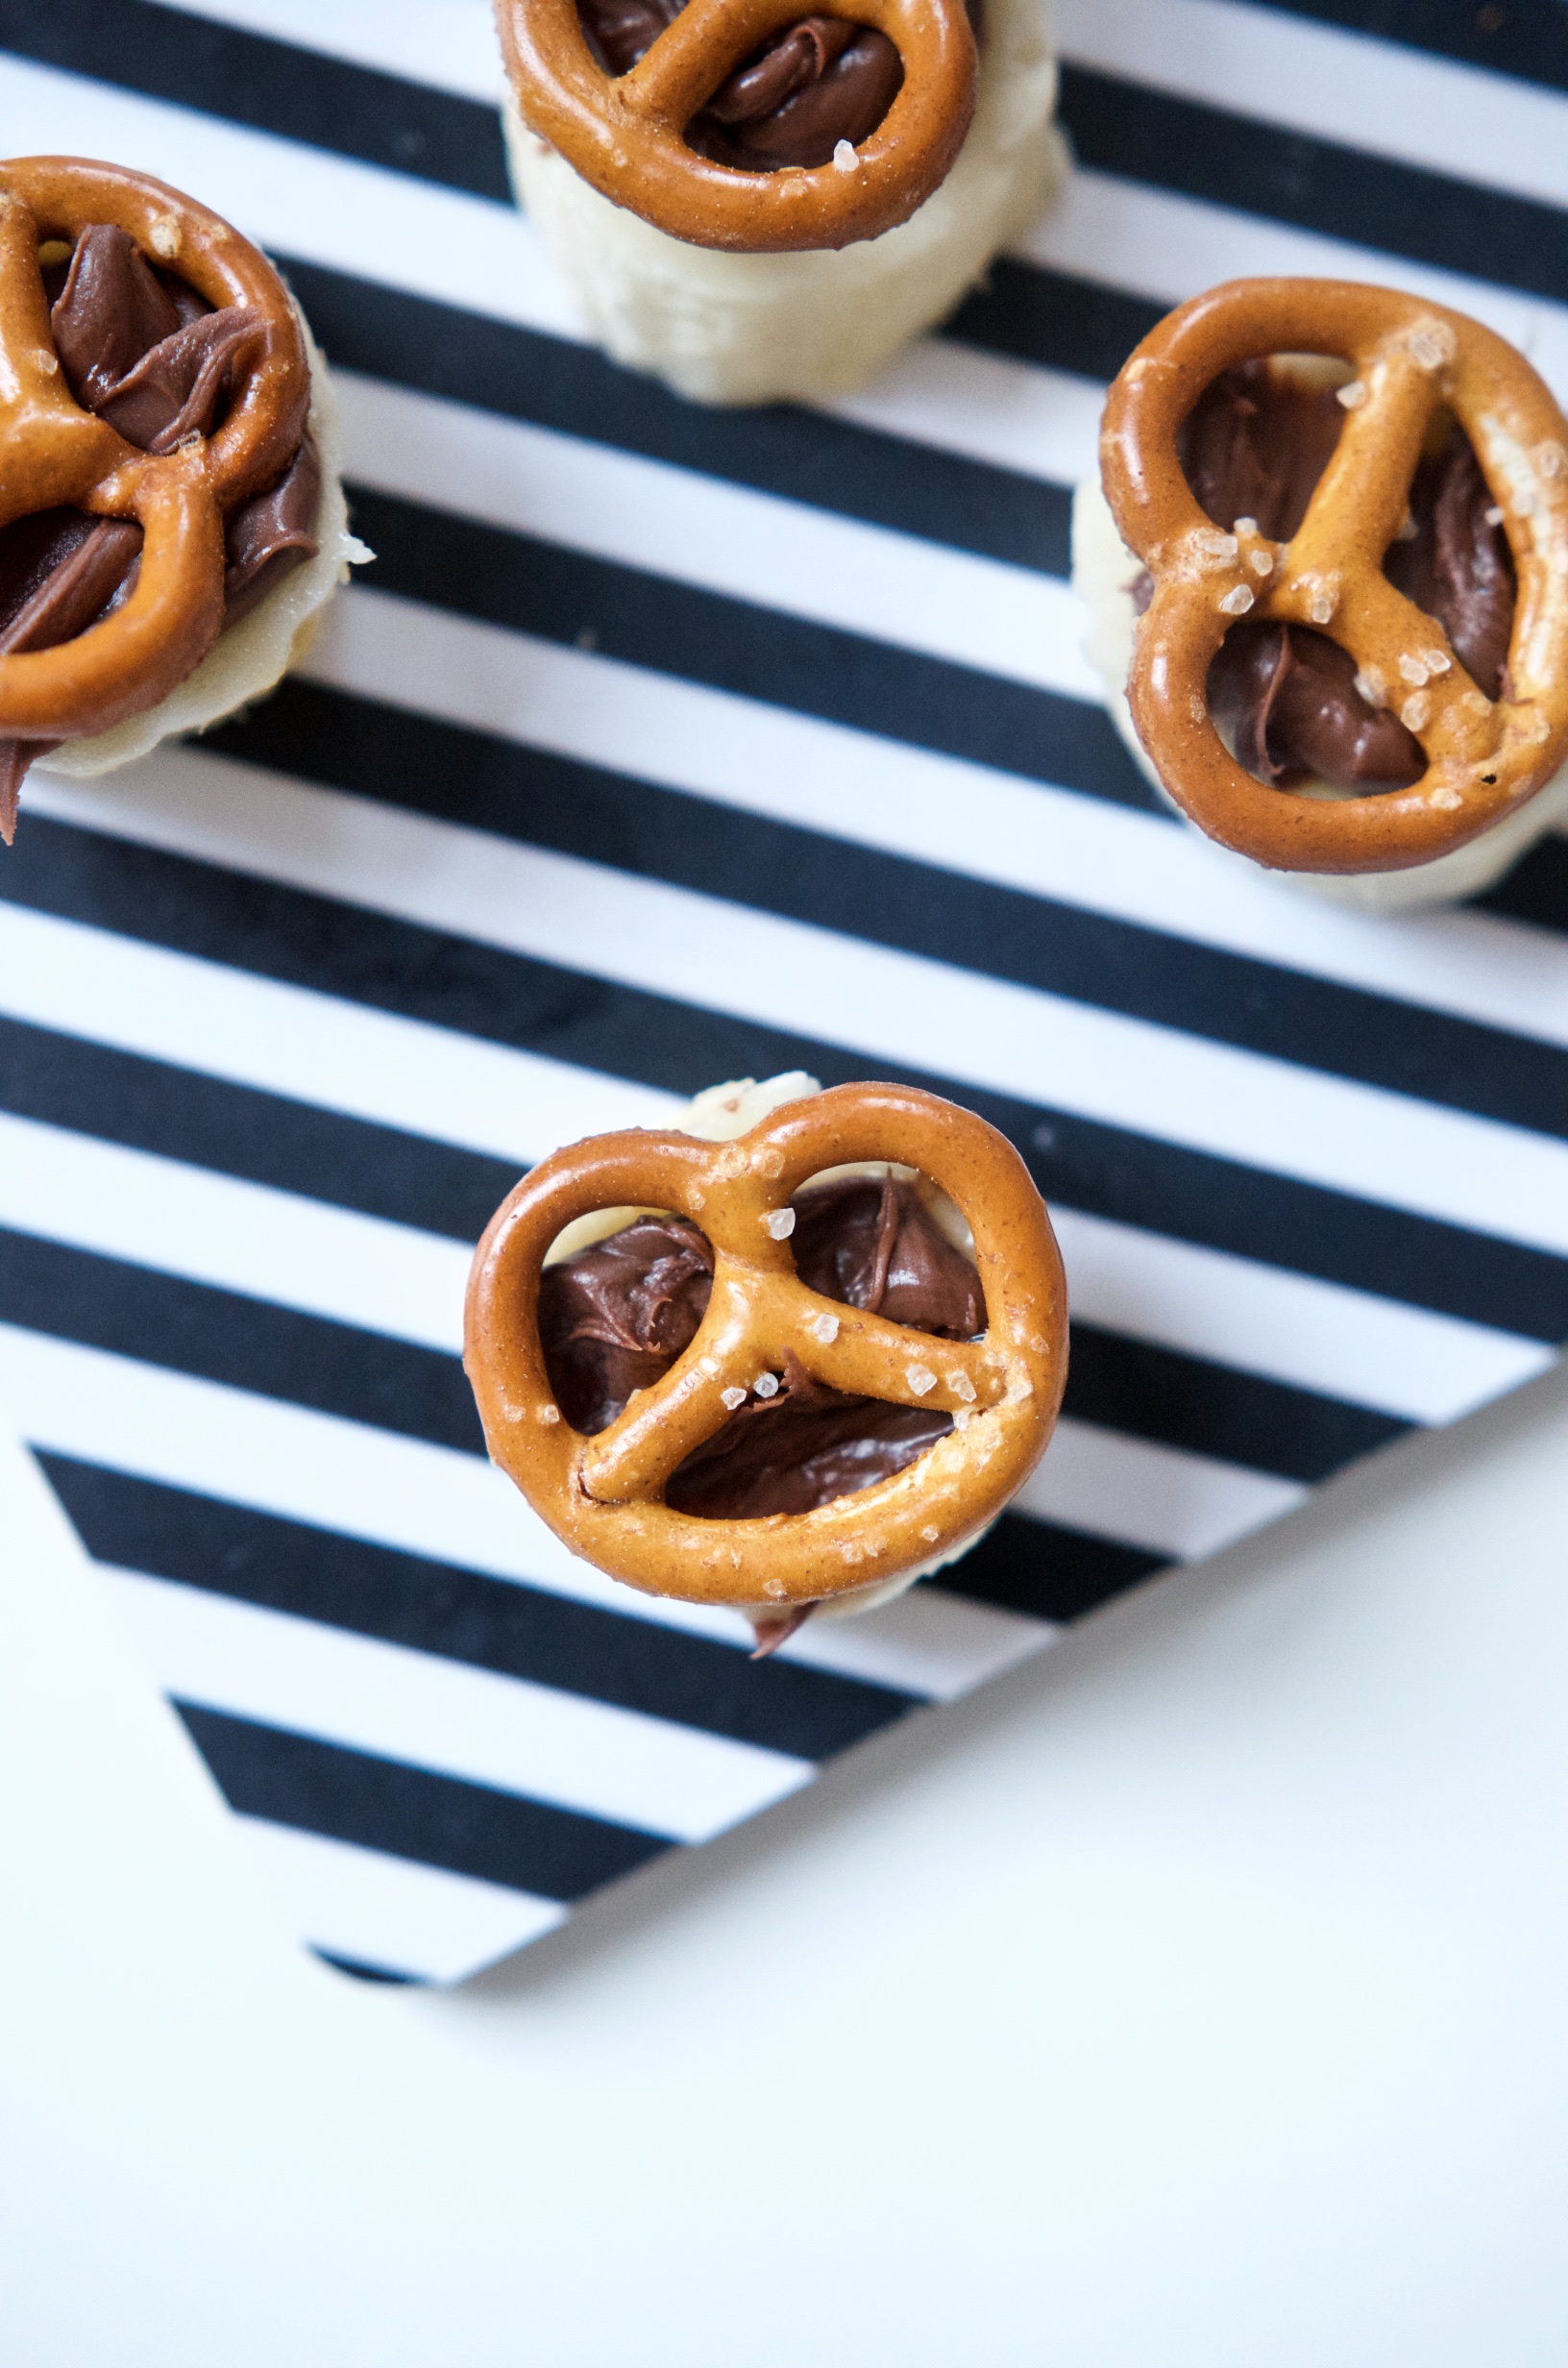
495;0;977;252
1101;278;1568;875
465;1083;1067;1608
0;156;309;747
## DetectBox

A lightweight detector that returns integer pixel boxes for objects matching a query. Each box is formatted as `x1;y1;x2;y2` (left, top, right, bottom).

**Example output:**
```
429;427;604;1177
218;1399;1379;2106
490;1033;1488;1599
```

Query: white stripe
3;1082;1542;1427
105;1566;812;1841
0;50;1089;492
823;343;1106;488
0;900;682;1166
0;1112;471;1350
0;1329;1058;1692
0;908;1533;1419
169;0;508;103
773;1588;1058;1698
0;50;1110;498
300;567;1568;1059
1051;1205;1553;1428
335;369;1096;700
0;54;582;343
12;43;1567;503
1017;1417;1306;1560
27;741;1568;1258
171;0;1568;230
1055;0;1568;215
1019;167;1568;407
235;1818;568;1986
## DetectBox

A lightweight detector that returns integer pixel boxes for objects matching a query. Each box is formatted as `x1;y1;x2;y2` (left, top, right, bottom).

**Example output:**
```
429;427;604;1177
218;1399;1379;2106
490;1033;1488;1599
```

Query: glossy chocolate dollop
1207;621;1425;790
538;1172;985;1518
0;223;320;807
1180;358;1345;546
1178;359;1515;793
1384;432;1515;701
538;1210;717;1438
577;0;905;170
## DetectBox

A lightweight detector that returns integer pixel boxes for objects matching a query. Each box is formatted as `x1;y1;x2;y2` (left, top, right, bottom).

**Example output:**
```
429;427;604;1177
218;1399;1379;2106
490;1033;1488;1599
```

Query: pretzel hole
1180;356;1352;543
1380;412;1515;703
537;1166;985;1519
1207;620;1425;798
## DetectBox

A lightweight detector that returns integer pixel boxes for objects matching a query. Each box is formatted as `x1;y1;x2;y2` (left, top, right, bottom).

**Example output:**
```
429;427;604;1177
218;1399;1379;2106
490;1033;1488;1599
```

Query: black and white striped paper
2;0;1565;1985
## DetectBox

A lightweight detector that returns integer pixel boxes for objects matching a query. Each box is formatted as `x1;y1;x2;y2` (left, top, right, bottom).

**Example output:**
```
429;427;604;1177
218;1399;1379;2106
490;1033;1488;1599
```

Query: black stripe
6;813;1565;1338
5;1218;1372;1492
0;1011;516;1244
1247;0;1568;93
0;1227;481;1452
282;257;1072;579
1473;831;1568;937
21;0;1562;332
346;482;1155;812
945;261;1164;383
41;1456;919;1759
1065;1323;1408;1483
215;678;1568;1147
311;1948;424;1984
1059;63;1568;308
175;1703;668;1899
0;0;510;200
931;1511;1167;1623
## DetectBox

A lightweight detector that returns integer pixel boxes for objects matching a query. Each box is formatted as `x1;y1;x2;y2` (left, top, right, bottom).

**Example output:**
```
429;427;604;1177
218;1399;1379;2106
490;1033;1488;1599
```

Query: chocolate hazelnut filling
539;1173;984;1533
0;223;320;833
576;0;955;171
1170;358;1516;794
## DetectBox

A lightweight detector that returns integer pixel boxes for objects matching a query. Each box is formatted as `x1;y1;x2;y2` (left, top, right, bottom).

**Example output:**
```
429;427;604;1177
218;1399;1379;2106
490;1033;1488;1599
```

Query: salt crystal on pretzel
1073;277;1568;910
464;1077;1067;1635
0;155;366;843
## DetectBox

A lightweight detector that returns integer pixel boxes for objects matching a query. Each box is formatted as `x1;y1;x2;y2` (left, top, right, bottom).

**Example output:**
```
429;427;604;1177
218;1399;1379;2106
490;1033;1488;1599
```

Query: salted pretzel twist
1101;278;1568;875
465;1083;1066;1608
496;0;977;252
0;156;309;743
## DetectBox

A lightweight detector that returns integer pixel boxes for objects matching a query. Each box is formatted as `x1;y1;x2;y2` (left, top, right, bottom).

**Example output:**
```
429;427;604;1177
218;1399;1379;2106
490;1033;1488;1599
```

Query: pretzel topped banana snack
1098;278;1568;879
466;1079;1067;1641
0;155;363;842
495;0;1065;406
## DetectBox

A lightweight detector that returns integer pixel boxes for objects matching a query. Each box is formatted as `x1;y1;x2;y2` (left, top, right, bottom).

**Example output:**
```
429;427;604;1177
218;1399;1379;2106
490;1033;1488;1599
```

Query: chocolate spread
0;223;320;831
1177;358;1516;793
539;1172;984;1525
576;0;908;169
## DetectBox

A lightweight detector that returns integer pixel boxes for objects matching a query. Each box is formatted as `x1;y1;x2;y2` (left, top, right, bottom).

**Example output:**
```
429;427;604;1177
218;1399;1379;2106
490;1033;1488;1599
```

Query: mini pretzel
465;1082;1066;1610
1101;278;1568;875
0;156;309;745
495;0;976;252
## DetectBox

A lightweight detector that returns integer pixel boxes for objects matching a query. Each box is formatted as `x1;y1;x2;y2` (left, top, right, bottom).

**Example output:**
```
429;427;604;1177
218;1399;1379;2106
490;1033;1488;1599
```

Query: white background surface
4;1364;1566;2366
